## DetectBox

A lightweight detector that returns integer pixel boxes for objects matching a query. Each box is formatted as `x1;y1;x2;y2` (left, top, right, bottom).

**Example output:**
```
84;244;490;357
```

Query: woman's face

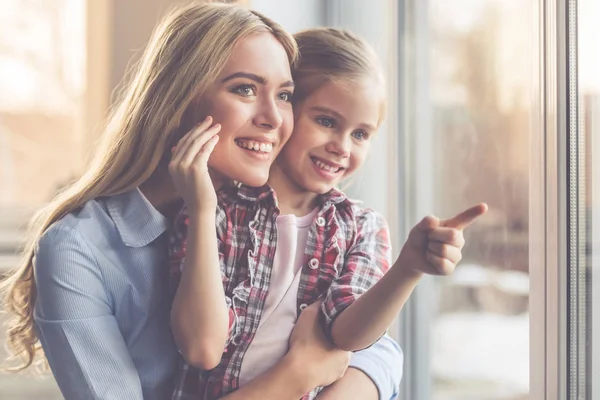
198;32;295;187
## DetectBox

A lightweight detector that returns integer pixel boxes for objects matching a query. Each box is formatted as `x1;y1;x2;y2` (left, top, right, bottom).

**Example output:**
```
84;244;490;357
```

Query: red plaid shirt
169;184;391;400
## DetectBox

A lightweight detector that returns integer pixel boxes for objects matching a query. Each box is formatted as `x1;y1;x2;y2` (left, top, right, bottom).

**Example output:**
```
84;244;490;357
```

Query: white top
239;209;317;386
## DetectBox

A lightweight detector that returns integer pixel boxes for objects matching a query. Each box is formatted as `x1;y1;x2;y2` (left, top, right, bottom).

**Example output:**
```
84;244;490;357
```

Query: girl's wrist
392;253;425;280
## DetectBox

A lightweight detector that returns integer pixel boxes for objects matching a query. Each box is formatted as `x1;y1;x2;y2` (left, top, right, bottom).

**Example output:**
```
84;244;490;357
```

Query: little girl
169;28;486;400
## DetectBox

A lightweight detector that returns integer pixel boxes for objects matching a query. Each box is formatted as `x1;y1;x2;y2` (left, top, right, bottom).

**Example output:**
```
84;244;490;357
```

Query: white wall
249;0;325;33
325;0;400;232
110;0;191;92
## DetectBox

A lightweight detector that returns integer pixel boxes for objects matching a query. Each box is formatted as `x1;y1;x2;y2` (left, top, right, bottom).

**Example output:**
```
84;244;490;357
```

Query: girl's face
275;79;382;195
197;32;295;187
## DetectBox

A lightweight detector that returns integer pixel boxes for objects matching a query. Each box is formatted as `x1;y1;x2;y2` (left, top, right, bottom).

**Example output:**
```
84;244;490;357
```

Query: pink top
239;209;318;387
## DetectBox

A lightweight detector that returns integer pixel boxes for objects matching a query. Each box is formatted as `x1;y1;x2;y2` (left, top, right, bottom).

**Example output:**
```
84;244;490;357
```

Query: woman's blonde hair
292;27;386;123
1;1;297;372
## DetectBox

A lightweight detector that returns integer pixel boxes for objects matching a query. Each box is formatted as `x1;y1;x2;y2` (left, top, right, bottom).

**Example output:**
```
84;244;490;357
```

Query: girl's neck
268;162;319;216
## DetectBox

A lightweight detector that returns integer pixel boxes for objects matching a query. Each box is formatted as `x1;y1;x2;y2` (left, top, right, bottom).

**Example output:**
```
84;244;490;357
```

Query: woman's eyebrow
222;72;294;88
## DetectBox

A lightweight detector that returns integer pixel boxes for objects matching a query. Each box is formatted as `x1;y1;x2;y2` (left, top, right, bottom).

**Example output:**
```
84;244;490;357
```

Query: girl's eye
352;130;370;141
232;84;256;97
278;91;293;102
316;117;335;128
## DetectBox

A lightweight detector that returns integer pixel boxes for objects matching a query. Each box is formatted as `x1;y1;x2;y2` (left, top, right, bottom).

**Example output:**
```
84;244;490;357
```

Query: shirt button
309;258;319;269
299;303;308;311
316;216;326;227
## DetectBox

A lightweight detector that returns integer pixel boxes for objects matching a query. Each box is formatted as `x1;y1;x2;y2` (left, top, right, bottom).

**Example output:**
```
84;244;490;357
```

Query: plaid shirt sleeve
320;209;392;338
168;204;238;347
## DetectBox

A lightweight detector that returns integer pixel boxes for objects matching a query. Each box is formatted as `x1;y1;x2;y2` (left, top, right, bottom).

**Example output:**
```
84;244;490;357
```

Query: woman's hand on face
287;301;350;390
398;203;488;276
169;116;221;214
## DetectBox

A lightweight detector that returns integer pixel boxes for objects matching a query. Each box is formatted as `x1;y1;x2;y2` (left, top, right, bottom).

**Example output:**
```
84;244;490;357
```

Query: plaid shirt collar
219;182;355;212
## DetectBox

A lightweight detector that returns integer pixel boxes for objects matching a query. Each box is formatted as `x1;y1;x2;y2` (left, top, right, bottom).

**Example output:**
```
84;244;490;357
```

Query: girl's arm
168;117;229;369
330;204;487;351
170;210;229;370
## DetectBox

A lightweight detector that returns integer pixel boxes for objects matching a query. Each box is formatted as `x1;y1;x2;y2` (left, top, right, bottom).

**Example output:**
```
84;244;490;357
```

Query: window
579;0;599;396
2;0;598;398
0;0;87;212
397;1;534;398
0;0;86;398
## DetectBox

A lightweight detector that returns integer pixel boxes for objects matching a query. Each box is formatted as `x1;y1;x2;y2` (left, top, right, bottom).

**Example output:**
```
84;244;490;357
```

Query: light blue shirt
33;188;402;400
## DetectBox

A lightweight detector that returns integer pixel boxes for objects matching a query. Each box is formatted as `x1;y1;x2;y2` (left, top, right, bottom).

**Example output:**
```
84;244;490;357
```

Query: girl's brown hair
292;27;386;124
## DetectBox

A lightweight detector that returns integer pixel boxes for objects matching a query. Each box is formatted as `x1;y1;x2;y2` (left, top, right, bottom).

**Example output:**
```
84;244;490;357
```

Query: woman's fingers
179;123;221;167
194;134;219;166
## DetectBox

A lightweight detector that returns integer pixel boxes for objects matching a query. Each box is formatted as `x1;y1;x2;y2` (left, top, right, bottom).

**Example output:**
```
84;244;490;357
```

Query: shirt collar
106;188;169;247
221;183;278;206
320;187;351;207
224;184;354;210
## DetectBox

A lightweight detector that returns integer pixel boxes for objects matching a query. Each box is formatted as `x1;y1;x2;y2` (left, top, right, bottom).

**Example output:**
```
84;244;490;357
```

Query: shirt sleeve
348;334;403;400
168;204;238;346
33;224;144;400
321;210;392;334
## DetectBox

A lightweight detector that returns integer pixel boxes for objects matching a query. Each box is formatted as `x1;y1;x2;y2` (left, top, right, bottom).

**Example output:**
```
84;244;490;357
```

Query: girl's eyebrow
310;106;344;119
221;72;294;88
310;105;376;130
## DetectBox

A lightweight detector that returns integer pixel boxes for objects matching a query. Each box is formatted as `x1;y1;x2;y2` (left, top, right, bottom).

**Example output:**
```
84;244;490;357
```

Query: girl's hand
287;301;350;390
397;203;488;276
169;116;221;214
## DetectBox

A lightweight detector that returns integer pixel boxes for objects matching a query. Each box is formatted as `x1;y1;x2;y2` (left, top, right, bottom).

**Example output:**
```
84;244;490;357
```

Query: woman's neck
139;167;182;220
268;162;319;216
139;165;227;220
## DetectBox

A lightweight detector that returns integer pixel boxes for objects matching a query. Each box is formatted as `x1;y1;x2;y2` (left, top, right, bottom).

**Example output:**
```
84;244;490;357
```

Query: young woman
1;4;402;400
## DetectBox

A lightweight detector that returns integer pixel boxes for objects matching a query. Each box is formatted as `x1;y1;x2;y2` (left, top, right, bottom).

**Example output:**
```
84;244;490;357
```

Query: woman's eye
352;130;369;141
278;91;293;102
232;84;256;97
316;117;335;128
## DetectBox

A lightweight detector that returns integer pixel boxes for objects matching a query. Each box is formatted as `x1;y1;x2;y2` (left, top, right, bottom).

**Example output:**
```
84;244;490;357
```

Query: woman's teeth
236;140;273;153
313;158;341;173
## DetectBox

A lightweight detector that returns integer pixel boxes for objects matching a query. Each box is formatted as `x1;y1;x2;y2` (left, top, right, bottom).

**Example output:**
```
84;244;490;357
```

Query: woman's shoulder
37;196;126;266
44;197;113;241
34;200;109;279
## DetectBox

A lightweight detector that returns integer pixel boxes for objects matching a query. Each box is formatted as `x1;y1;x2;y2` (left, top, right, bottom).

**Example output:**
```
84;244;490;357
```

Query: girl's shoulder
325;189;386;225
322;189;388;233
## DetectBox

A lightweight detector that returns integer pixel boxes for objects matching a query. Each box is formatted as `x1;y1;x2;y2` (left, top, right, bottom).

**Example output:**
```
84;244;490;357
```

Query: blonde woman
1;2;402;400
